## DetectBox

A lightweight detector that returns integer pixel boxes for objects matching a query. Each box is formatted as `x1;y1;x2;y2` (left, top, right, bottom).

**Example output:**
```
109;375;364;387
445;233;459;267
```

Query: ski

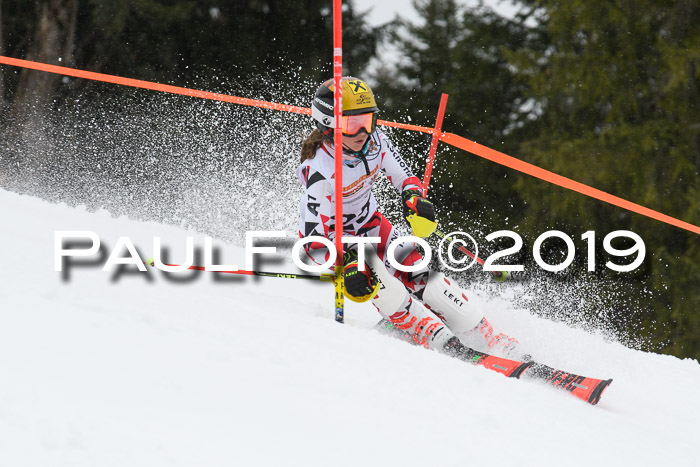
527;362;613;405
375;319;613;405
461;347;613;405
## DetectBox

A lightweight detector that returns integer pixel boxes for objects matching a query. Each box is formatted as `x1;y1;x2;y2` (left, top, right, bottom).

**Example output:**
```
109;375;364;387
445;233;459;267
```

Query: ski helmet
311;77;379;138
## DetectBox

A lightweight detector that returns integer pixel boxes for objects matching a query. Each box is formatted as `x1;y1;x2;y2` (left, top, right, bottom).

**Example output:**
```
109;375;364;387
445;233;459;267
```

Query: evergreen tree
508;0;700;358
0;0;380;113
372;0;541;235
374;0;699;358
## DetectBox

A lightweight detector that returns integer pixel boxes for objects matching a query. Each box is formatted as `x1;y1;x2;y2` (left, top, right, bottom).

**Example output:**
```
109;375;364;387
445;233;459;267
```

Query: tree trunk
9;0;78;127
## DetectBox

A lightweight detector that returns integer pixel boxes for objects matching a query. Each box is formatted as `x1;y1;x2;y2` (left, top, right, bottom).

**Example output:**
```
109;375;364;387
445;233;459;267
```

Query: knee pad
421;271;483;334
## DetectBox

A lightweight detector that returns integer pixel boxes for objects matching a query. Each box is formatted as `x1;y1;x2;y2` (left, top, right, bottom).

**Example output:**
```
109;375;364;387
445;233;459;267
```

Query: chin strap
342;138;372;174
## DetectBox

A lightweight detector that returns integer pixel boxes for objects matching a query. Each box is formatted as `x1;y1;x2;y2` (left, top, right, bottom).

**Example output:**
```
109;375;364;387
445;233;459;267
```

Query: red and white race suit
296;129;516;355
297;129;428;291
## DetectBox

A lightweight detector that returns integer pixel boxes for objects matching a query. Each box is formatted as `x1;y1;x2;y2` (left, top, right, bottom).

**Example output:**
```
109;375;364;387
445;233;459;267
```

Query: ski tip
588;378;613;405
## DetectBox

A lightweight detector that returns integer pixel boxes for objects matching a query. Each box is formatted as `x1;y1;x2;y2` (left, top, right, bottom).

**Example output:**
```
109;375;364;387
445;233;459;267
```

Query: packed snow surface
1;188;698;466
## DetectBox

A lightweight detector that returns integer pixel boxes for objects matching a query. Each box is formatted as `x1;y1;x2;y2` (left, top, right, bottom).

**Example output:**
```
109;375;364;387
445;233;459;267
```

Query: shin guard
422;272;520;356
420;271;483;334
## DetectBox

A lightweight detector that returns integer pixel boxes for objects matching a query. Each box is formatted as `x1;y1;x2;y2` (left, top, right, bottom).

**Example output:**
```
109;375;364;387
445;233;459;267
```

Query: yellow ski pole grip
407;213;438;238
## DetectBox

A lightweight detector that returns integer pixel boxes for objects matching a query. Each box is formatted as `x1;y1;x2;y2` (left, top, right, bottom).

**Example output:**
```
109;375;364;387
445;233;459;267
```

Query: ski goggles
341;113;377;137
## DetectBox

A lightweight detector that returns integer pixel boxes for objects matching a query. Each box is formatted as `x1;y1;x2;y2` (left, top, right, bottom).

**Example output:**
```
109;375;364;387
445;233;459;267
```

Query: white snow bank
0;188;697;466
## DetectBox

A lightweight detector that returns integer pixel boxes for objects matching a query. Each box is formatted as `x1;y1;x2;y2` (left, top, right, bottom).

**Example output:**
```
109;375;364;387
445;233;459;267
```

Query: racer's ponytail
300;129;325;163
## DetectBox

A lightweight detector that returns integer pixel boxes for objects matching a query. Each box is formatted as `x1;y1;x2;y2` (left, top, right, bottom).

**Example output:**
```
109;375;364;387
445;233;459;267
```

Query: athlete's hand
343;248;379;303
402;189;437;238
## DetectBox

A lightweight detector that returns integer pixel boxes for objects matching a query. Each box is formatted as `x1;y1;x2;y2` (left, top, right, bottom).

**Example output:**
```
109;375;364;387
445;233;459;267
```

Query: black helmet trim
312;104;336;133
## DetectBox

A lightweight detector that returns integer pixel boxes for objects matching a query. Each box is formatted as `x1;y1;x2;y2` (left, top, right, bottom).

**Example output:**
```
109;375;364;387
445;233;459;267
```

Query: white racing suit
298;129;517;355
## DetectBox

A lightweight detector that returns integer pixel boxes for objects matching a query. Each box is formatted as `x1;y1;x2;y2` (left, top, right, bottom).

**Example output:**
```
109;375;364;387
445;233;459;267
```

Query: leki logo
443;290;465;307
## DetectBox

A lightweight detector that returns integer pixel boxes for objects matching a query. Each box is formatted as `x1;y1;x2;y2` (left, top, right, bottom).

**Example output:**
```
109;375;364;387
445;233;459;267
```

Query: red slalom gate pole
422;94;505;281
332;0;345;323
422;93;448;189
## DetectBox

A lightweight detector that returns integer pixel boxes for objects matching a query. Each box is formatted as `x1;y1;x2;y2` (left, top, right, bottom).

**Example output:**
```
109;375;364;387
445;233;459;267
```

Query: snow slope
1;188;698;466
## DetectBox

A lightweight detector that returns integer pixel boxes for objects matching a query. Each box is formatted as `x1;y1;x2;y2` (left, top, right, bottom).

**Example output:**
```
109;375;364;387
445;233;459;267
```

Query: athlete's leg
356;212;429;294
366;248;453;350
421;271;520;356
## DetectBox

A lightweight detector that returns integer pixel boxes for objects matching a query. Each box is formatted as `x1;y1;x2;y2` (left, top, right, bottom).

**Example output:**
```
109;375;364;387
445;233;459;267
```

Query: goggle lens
341;113;376;136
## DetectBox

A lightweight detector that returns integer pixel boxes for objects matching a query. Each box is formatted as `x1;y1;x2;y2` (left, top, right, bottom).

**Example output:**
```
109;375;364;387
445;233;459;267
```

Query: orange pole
0;56;435;134
439;132;700;236
1;55;696;236
422;93;449;190
421;94;495;275
0;56;310;115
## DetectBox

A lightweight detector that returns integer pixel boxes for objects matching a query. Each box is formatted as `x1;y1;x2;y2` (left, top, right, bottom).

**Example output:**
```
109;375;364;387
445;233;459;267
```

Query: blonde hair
300;129;325;163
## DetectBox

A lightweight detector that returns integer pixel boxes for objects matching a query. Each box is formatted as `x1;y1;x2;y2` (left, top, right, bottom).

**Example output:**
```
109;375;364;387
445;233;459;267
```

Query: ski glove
402;189;438;238
342;248;379;303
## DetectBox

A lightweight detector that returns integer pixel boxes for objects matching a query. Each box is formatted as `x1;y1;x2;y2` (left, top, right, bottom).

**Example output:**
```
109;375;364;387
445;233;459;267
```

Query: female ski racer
298;77;518;358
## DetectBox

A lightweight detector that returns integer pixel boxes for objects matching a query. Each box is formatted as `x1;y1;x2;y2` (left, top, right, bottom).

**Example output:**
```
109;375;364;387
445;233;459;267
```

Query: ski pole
433;230;506;281
146;260;336;282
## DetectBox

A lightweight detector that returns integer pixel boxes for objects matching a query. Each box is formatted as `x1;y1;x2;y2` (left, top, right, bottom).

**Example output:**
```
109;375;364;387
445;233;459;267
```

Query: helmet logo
314;97;333;111
356;94;372;105
348;80;368;94
322;117;332;126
